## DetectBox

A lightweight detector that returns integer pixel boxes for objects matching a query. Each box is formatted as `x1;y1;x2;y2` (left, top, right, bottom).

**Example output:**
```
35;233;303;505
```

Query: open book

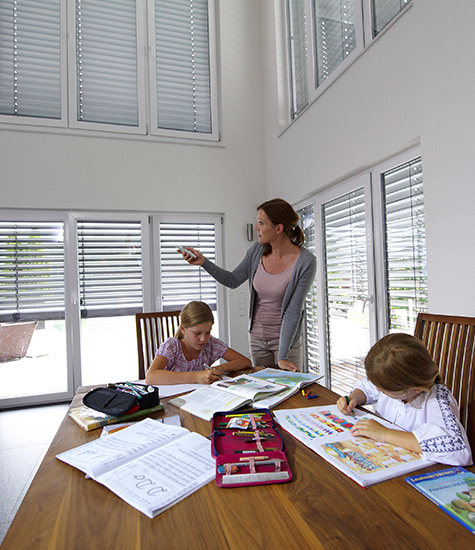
248;368;322;409
56;418;215;518
274;405;435;487
168;373;287;421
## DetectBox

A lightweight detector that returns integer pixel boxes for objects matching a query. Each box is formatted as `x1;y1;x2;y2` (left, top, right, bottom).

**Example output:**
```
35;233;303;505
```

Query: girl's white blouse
353;379;473;466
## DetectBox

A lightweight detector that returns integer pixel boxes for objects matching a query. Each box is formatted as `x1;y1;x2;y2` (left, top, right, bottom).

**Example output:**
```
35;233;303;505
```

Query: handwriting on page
98;433;215;512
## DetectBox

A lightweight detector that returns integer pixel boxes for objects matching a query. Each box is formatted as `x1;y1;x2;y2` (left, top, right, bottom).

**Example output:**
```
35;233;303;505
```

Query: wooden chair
414;313;475;450
135;311;181;378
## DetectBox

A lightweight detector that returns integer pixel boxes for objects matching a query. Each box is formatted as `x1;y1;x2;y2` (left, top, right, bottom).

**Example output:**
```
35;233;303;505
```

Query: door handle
362;296;374;312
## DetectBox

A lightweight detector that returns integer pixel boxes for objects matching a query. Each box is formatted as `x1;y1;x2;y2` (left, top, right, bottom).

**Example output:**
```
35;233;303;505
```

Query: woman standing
179;198;316;371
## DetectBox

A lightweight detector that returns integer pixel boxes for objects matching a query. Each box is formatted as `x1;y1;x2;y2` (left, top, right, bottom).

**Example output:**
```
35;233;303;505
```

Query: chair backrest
414;313;475;451
135;311;181;378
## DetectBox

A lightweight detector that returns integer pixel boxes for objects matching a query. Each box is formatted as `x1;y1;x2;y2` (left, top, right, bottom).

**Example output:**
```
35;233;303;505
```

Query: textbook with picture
273;404;435;487
168;373;289;421
406;467;475;535
56;418;215;518
248;368;322;409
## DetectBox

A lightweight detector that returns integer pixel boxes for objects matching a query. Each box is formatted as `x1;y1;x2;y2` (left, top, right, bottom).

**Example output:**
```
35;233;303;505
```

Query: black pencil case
83;383;159;417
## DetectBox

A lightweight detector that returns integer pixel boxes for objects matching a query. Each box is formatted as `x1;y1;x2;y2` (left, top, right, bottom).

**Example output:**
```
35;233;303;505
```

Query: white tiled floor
0;403;70;545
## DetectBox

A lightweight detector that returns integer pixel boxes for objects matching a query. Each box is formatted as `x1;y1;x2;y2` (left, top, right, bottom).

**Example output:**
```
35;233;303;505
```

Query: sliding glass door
0;210;224;407
296;148;427;395
0;213;73;406
314;174;378;395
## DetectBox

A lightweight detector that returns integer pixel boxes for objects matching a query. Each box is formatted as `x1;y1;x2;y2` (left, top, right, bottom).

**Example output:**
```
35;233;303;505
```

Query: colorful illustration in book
284;409;356;438
283;408;421;475
450;484;475;526
429;474;475;528
322;438;421;474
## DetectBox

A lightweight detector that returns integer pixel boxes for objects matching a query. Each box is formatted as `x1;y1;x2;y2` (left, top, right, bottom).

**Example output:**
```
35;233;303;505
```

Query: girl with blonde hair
145;301;251;385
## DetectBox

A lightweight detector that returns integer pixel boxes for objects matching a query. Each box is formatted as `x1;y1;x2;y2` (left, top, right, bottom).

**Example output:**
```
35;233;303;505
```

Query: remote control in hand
177;246;197;259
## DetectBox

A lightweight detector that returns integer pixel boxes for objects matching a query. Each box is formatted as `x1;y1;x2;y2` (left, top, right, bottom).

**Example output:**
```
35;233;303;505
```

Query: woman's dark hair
257;198;304;256
365;333;441;391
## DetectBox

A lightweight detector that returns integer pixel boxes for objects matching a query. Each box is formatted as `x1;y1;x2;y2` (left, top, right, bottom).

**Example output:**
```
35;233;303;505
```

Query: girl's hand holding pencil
337;394;356;416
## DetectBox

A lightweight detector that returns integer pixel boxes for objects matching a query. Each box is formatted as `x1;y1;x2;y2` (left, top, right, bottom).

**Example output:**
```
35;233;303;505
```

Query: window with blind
0;221;65;322
0;0;63;121
296;150;427;393
297;203;319;374
0;211;224;403
286;0;309;119
77;221;143;318
158;221;218;311
322;186;371;394
284;0;413;121
382;157;427;332
313;0;357;87
153;0;214;135
372;0;412;37
0;0;218;140
73;0;140;128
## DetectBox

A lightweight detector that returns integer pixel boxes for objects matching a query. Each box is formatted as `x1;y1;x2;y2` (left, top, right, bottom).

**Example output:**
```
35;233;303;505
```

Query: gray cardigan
202;241;317;362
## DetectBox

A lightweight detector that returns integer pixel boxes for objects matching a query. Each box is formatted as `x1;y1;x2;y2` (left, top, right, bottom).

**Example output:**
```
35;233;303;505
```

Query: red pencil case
211;408;292;488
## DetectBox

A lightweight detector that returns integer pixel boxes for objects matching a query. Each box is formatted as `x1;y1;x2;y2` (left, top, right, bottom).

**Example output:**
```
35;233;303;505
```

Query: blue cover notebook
405;467;475;535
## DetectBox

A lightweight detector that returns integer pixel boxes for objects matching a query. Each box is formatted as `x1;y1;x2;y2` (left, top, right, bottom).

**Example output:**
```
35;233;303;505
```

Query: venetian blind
0;0;62;119
0;221;65;322
158;222;217;311
286;0;309;119
323;188;368;391
74;0;139;126
372;0;412;37
313;0;356;86
297;203;319;374
324;188;367;320
382;157;427;332
154;0;212;133
77;221;143;318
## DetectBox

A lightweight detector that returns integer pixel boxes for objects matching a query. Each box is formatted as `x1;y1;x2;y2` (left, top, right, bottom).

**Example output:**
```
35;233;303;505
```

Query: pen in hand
204;363;221;379
344;395;356;417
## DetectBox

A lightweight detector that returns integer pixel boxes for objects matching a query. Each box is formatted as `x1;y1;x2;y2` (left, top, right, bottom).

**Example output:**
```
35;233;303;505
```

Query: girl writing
337;333;472;466
145;301;251;385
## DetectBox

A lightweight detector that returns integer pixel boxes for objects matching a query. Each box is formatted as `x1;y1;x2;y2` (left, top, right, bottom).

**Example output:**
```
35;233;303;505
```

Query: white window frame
0;209;75;407
371;149;427;336
281;0;413;126
295;145;424;386
0;208;225;408
147;0;219;142
66;0;147;135
0;0;219;142
151;213;226;339
0;0;69;129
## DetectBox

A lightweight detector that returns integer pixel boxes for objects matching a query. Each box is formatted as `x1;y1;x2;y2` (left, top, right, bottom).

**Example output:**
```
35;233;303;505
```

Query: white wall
0;0;266;355
261;0;475;317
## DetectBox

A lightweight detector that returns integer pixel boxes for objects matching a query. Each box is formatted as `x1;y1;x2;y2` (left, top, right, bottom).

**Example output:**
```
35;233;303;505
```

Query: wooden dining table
2;378;474;550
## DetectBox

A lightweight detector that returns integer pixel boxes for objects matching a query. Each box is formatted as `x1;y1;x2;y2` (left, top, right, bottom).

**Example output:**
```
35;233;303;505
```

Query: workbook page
274;405;434;487
97;431;215;518
56;418;190;479
169;386;250;421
